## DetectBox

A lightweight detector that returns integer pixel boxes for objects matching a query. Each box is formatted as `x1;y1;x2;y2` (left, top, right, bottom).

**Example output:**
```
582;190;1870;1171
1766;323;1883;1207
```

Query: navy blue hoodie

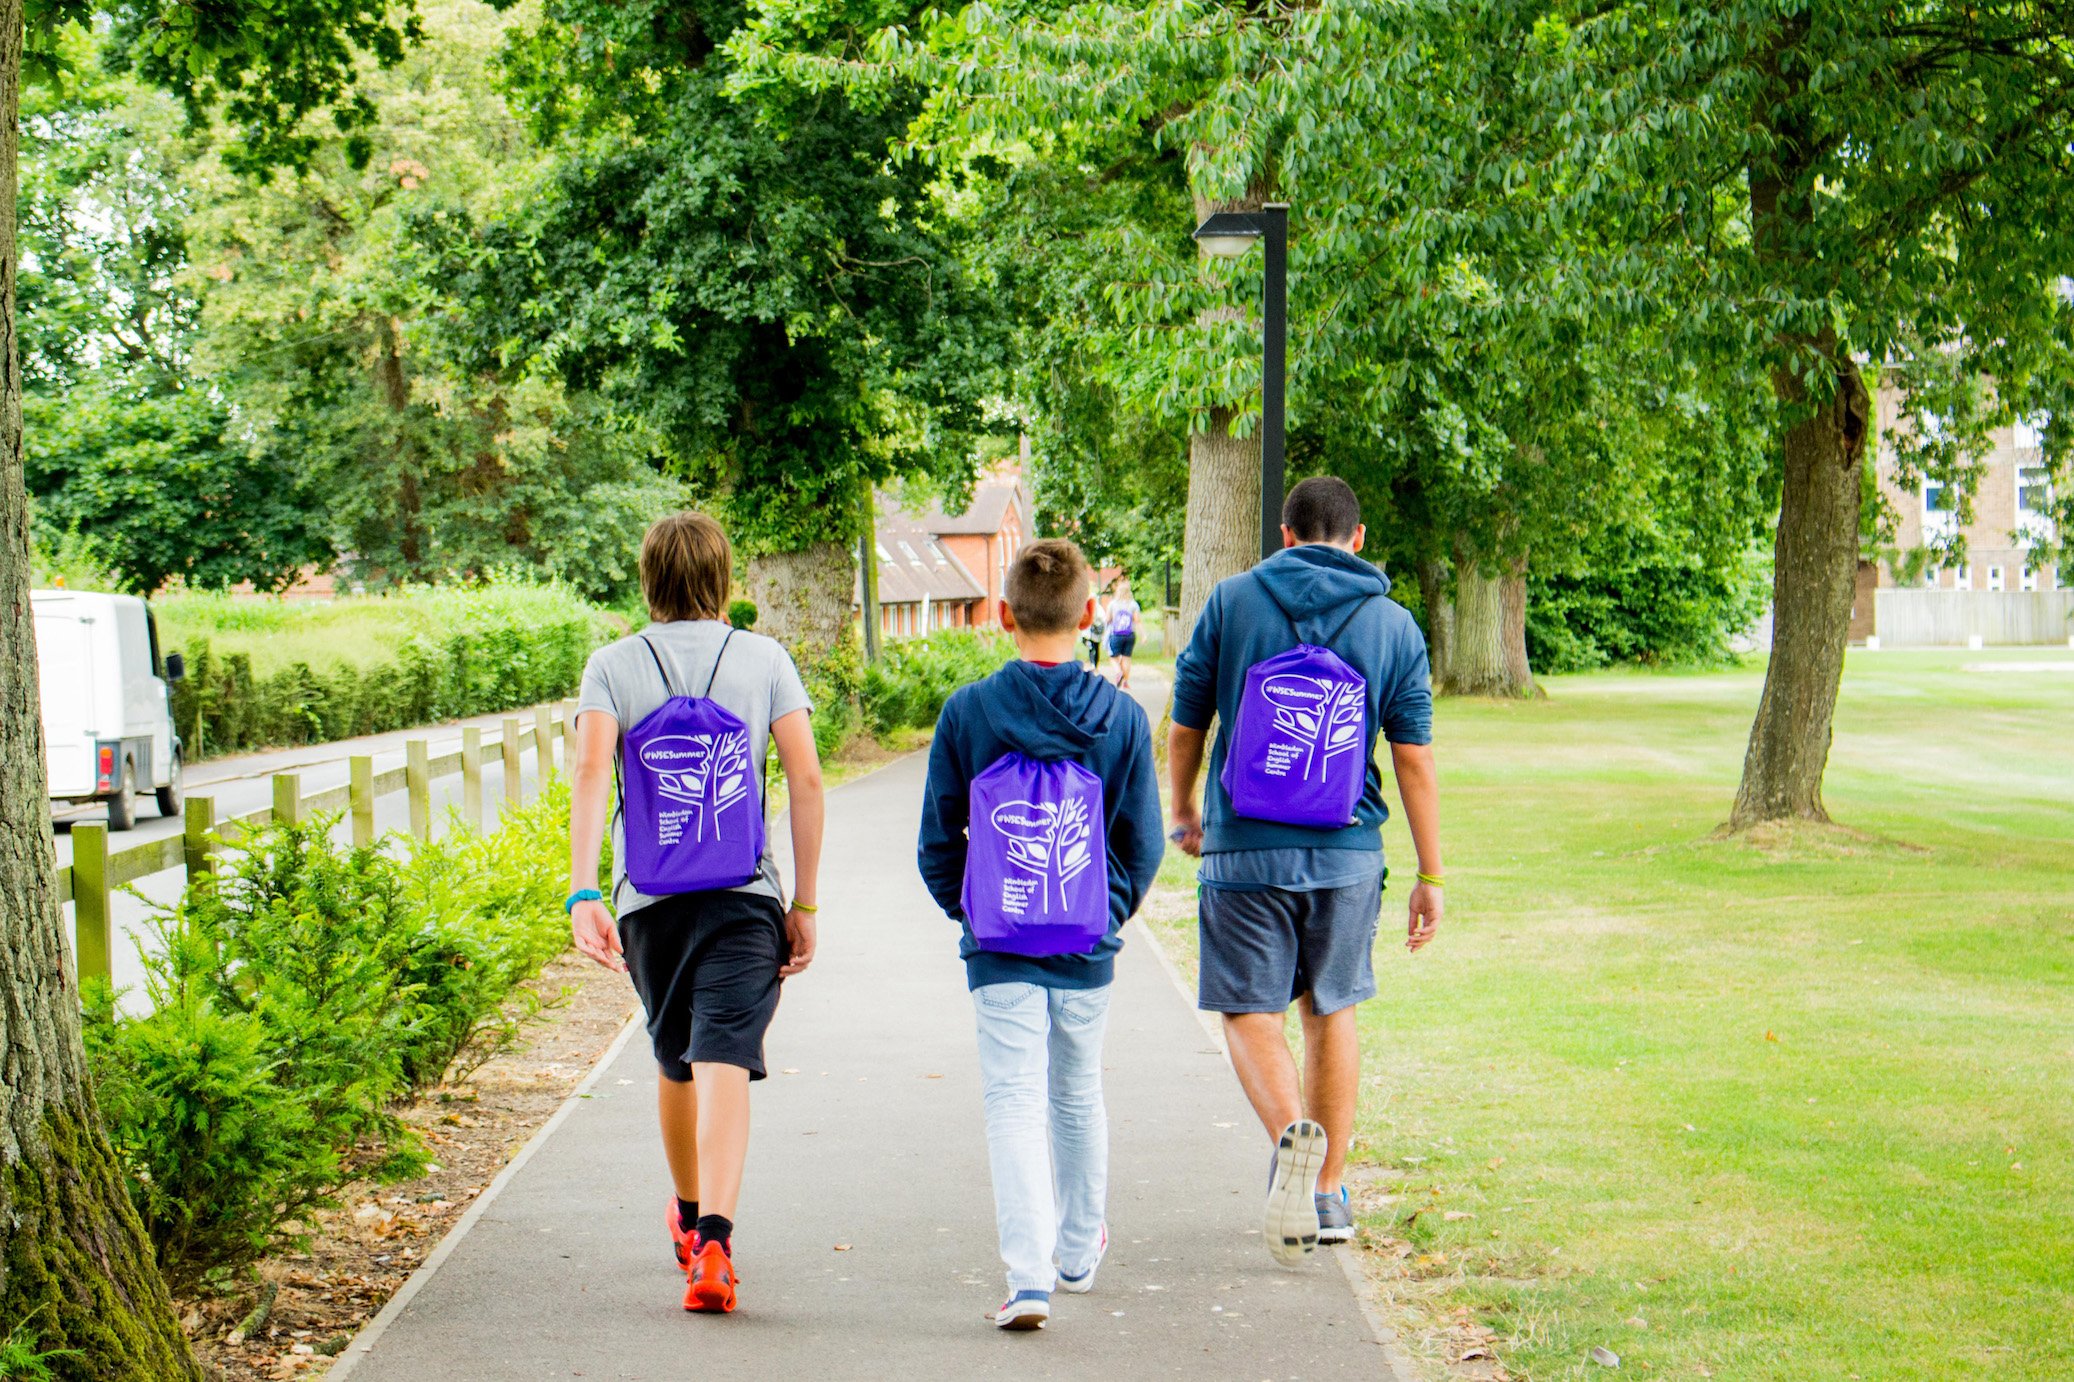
918;659;1164;990
1171;544;1433;855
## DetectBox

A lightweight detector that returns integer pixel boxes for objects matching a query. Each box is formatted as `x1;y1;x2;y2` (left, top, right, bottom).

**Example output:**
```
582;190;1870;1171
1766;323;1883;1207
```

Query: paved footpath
334;714;1402;1380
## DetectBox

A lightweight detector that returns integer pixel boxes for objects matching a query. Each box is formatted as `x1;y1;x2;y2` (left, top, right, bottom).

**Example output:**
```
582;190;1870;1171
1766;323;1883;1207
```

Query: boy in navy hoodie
1169;476;1446;1267
919;539;1164;1332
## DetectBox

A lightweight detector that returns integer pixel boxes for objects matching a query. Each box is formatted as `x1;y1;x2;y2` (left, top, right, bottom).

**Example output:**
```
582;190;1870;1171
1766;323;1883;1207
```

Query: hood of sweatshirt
1251;544;1393;645
976;657;1121;757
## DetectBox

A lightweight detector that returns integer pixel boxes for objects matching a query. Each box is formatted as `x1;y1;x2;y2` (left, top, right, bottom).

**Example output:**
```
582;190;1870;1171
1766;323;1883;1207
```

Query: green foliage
797;635;866;760
726;599;759;631
860;630;1014;737
159;581;610;757
83;784;572;1291
1527;535;1770;674
0;1320;76;1381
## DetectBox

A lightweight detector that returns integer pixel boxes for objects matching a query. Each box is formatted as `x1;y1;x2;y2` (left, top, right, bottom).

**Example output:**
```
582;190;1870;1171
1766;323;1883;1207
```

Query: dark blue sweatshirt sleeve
1170;586;1223;731
1104;705;1167;924
916;697;970;918
1380;618;1434;746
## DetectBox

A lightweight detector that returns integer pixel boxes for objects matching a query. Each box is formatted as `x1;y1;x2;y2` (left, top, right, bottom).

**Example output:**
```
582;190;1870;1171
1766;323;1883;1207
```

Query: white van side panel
32;599;103;797
110;597;170;785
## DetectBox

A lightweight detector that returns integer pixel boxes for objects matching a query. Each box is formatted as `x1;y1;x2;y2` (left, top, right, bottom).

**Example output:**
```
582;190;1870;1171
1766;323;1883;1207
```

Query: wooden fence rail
59;701;577;984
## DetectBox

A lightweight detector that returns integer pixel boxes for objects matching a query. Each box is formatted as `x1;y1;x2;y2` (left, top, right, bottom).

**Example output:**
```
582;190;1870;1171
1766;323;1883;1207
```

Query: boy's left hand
1406;882;1443;952
781;907;818;977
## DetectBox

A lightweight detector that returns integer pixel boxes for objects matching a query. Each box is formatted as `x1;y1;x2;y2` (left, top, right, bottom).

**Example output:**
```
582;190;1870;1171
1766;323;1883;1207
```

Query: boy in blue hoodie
1169;476;1446;1267
919;539;1164;1332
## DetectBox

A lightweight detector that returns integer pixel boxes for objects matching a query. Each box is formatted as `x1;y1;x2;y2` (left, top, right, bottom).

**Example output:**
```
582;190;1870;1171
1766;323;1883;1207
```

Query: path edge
324;1012;644;1379
1129;916;1424;1382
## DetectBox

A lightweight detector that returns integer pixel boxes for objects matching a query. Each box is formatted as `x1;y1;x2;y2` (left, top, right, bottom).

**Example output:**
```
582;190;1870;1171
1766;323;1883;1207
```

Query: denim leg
972;982;1056;1293
1047;984;1112;1278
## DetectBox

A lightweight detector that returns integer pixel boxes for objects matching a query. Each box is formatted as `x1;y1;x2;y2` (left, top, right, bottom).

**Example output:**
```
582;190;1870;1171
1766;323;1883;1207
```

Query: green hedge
861;631;1016;737
83;786;574;1292
165;584;612;757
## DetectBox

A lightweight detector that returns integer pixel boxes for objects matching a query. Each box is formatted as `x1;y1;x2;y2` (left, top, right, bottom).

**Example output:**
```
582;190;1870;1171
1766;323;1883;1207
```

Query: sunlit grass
1145;648;2074;1380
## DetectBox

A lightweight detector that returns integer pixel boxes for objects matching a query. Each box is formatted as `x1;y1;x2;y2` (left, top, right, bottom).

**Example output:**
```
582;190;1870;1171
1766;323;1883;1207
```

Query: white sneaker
1057;1224;1108;1294
1265;1119;1328;1267
994;1291;1050;1330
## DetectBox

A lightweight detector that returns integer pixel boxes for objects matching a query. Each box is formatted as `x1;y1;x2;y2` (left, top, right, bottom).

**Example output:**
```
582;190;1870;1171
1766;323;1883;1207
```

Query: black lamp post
1191;203;1289;562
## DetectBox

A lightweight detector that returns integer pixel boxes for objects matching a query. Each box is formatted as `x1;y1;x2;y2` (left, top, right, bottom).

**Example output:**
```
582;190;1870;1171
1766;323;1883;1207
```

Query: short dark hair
1004;539;1090;635
640;512;732;623
1281;476;1362;543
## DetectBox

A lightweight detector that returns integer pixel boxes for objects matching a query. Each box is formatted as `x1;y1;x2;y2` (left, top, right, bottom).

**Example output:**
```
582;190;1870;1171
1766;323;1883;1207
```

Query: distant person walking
567;511;826;1315
1166;476;1445;1266
1106;581;1141;689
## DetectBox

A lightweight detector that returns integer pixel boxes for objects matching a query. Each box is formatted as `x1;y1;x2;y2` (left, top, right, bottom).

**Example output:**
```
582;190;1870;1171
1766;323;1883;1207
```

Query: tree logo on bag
990;795;1095;914
1261;675;1363;781
637;730;750;839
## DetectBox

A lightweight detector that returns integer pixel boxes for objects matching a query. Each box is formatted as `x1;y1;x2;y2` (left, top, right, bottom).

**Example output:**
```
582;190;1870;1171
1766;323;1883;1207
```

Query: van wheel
107;761;137;833
157;751;183;818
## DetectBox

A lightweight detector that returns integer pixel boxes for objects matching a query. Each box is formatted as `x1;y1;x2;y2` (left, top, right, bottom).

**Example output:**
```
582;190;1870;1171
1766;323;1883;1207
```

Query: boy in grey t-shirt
567;512;825;1315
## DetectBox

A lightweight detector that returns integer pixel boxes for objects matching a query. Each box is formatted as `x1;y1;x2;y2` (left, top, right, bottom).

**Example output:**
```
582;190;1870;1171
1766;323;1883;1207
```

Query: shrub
726;598;758;630
162;581;613;757
83;782;575;1291
1527;534;1771;674
861;631;1015;737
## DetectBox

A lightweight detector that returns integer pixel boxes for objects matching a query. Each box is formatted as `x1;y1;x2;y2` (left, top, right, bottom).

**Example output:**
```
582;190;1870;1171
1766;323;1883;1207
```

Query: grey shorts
1197;874;1386;1017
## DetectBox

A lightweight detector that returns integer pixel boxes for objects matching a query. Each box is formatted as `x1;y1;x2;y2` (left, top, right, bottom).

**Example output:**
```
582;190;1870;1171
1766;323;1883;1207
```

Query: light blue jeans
971;981;1112;1293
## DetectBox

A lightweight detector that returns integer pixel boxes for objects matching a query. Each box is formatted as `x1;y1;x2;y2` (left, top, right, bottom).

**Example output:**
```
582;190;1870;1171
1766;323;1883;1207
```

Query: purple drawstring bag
962;753;1109;956
619;632;765;894
1220;643;1368;829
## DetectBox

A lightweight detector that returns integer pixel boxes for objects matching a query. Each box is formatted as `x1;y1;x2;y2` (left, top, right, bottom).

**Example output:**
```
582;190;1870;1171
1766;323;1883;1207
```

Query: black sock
695;1214;733;1251
676;1198;699;1232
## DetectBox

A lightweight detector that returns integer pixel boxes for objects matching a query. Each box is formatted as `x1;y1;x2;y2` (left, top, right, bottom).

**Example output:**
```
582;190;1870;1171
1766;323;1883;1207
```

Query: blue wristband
564;888;603;914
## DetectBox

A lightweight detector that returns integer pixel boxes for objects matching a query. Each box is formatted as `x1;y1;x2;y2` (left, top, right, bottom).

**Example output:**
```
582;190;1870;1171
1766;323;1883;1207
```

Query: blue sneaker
1315;1185;1354;1244
994;1289;1050;1330
1057;1223;1108;1294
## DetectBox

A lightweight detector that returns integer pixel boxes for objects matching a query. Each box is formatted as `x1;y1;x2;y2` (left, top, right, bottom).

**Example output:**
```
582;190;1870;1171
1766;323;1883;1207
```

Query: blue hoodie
1171;544;1433;856
919;659;1165;990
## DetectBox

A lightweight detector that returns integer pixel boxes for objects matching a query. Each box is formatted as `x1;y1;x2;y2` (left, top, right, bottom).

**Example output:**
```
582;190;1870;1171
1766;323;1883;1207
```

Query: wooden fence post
561;701;580;776
350;755;375;847
501;717;523;806
534;703;555;781
407;739;431;840
272;772;303;826
71;823;112;985
462;726;484;830
184;795;217;882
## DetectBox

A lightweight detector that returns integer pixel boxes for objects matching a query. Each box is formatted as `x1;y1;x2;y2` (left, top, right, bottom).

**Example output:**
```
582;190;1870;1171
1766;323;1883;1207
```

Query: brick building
857;466;1035;638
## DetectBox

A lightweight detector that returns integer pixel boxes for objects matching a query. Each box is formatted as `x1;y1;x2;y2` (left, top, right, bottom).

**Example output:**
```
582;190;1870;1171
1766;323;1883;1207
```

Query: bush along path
329;744;1400;1381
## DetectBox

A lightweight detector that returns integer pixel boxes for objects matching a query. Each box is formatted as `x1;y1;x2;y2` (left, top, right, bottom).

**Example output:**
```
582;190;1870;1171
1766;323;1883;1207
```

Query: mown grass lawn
1145;648;2074;1381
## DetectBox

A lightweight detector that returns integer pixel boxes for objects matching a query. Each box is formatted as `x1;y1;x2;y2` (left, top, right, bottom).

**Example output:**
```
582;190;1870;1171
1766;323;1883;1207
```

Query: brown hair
1004;539;1091;635
640;512;732;623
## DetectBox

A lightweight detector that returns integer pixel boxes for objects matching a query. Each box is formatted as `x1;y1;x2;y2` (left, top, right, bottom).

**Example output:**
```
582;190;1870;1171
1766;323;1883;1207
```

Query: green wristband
1415;872;1445;887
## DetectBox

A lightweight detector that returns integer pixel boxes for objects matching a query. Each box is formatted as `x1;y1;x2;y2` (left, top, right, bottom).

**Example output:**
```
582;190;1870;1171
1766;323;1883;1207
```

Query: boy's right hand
571;899;626;973
1170;805;1203;857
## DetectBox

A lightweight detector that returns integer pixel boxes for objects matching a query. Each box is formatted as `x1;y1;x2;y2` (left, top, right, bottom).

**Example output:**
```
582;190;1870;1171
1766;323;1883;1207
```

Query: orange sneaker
684;1238;737;1314
665;1197;697;1268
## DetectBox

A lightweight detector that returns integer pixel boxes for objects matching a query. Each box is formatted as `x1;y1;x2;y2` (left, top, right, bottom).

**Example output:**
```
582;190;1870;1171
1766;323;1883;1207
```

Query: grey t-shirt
576;619;812;915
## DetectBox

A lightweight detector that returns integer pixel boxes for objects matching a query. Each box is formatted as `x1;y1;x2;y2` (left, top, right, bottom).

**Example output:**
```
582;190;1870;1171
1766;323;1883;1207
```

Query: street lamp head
1192;210;1264;259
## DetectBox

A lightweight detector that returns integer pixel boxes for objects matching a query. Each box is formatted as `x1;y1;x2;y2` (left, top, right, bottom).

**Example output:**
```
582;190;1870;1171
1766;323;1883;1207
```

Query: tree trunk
1445;538;1535;697
1415;552;1454;690
744;541;855;673
1177;407;1260;645
1730;355;1869;828
1500;551;1536;695
0;9;202;1372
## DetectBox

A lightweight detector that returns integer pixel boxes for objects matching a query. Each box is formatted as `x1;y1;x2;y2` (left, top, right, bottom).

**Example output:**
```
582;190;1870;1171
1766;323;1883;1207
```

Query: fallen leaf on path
833;1244;851;1251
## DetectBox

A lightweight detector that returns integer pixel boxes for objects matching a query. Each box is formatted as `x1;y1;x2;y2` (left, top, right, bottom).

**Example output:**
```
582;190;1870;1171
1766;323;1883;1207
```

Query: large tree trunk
1445;538;1534;697
1177;407;1261;645
0;9;202;1372
1730;354;1869;828
1500;551;1536;696
744;540;855;673
1414;552;1453;690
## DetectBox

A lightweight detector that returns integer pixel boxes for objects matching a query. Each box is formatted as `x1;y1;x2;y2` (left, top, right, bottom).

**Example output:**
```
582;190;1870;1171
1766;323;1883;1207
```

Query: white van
33;591;185;831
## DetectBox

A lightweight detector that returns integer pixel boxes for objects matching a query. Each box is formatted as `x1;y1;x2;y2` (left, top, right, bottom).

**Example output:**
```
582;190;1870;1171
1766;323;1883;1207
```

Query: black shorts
617;890;786;1081
1109;632;1137;658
